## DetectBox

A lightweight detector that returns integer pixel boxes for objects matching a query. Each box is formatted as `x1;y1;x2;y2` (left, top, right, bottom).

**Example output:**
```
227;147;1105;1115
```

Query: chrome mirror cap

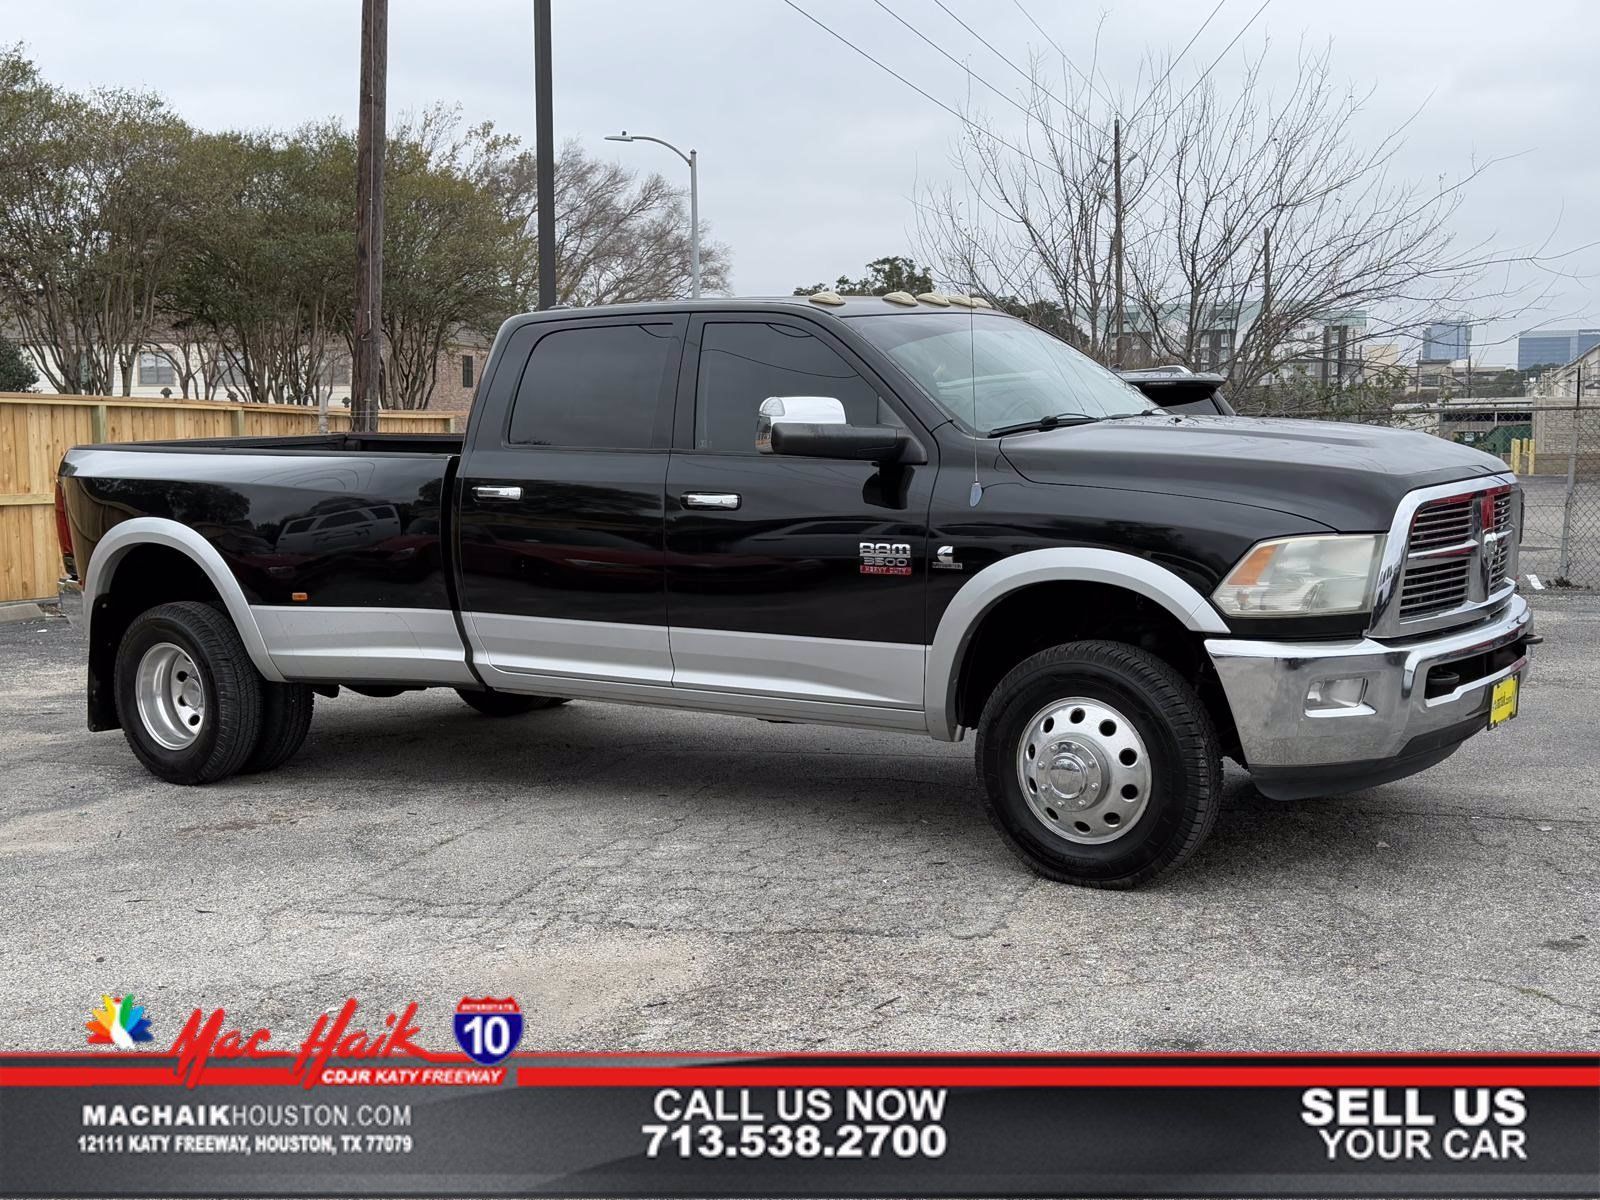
757;395;847;453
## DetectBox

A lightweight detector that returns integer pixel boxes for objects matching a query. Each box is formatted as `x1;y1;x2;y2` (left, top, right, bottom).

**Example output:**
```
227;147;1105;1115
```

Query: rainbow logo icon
86;994;154;1049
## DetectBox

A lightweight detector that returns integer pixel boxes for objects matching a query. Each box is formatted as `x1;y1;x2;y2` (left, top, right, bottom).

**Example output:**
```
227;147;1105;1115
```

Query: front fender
922;547;1229;740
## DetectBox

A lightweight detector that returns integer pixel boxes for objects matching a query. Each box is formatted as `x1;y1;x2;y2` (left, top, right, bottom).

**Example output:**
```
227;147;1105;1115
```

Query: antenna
960;65;982;507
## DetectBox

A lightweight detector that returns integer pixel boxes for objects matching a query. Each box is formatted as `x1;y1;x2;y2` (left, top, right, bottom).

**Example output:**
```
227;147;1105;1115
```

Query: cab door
456;315;683;691
664;314;936;710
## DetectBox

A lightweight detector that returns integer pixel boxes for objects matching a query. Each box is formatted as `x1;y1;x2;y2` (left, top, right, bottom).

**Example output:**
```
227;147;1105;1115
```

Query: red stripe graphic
512;1066;1600;1089
3;1063;1595;1088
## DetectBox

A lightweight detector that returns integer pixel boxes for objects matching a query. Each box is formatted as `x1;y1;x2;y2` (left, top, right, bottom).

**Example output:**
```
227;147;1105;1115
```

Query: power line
780;0;1057;172
936;0;1119;125
1167;0;1271;117
1010;0;1067;61
1127;0;1229;126
871;0;1099;159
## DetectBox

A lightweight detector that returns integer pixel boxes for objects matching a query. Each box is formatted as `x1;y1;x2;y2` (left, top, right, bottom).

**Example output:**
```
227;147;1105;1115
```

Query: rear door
663;314;936;711
456;314;684;690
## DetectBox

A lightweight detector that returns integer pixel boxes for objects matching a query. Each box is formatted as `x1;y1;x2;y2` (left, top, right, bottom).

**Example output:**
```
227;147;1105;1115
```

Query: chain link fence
1250;400;1599;589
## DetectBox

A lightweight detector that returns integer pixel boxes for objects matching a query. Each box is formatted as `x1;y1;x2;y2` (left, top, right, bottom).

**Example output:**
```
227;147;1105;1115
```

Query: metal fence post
1556;366;1583;581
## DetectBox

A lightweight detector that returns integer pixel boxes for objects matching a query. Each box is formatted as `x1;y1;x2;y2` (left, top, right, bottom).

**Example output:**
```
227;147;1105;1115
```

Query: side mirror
756;396;918;464
756;396;846;452
770;421;912;462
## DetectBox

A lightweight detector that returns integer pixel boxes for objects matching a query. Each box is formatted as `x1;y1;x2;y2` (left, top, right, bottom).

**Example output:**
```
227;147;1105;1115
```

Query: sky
6;0;1597;367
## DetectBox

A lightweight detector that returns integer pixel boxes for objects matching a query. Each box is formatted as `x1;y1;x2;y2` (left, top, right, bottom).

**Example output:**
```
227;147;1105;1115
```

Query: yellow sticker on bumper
1489;674;1520;728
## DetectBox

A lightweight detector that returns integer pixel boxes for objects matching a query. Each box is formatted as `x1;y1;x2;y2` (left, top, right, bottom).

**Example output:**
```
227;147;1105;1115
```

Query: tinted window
508;323;676;448
695;322;896;454
851;312;1151;432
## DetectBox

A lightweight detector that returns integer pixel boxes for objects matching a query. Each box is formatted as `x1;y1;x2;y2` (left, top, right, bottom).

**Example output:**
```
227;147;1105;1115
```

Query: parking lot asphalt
1;592;1595;1055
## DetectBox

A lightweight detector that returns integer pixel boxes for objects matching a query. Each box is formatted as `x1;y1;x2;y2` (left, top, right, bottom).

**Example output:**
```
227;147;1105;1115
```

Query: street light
606;130;699;298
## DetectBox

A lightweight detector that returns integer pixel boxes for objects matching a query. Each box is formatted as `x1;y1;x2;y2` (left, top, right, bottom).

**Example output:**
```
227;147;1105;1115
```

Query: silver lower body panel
253;605;476;686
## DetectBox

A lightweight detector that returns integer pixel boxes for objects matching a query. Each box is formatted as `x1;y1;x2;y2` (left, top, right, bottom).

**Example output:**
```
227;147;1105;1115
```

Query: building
1421;320;1471;363
1104;301;1368;385
424;330;494;415
1527;339;1598;469
1517;328;1600;373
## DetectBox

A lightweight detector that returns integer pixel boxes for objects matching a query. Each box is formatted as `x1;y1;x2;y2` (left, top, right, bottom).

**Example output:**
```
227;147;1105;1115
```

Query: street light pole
688;147;699;299
605;131;699;298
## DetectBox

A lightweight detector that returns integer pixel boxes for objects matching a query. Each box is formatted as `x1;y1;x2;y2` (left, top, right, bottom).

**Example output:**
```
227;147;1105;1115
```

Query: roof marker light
916;292;951;307
808;290;846;306
881;291;917;307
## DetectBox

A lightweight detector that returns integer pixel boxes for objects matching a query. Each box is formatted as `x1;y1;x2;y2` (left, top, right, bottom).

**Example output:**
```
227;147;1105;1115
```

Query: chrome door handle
682;492;741;510
472;485;523;501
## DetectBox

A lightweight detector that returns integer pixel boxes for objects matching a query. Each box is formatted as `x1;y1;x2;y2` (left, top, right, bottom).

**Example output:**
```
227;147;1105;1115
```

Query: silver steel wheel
134;642;206;750
1015;696;1152;844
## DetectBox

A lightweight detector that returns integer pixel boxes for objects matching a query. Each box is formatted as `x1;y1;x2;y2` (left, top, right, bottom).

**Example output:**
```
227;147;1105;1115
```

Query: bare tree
917;47;1157;359
918;40;1575;408
498;141;729;308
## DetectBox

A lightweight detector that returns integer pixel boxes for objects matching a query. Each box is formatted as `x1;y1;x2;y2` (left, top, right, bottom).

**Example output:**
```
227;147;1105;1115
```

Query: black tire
455;688;569;717
975;639;1220;889
114;601;264;785
242;682;315;774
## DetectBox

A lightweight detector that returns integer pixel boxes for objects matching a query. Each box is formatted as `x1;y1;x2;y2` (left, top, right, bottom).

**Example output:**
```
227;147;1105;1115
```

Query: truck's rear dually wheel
976;639;1220;888
114;601;263;785
242;682;315;774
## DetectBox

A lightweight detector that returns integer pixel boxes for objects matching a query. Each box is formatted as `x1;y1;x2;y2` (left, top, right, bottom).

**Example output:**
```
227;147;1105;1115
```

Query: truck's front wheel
114;601;263;785
975;640;1220;888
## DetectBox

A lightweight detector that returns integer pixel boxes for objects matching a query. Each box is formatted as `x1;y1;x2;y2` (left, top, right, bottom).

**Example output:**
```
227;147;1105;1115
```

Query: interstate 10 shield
453;997;523;1065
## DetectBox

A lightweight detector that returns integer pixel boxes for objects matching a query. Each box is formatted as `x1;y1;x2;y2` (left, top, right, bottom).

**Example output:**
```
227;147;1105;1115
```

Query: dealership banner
0;1004;1595;1196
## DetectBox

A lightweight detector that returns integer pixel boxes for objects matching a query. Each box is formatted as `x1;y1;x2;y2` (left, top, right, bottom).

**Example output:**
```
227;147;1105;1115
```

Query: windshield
849;311;1156;434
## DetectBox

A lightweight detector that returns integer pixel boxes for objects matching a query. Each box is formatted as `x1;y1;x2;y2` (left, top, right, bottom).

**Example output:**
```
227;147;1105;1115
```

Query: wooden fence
0;393;458;604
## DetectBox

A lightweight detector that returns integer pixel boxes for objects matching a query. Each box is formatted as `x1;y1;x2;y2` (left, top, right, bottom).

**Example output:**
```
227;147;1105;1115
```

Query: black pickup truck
57;294;1534;887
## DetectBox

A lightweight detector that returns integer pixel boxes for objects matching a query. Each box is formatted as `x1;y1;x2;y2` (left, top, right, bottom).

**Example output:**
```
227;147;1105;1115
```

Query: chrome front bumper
1207;593;1531;791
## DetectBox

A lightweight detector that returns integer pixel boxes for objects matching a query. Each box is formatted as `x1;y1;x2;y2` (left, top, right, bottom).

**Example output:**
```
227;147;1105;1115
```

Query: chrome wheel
134;642;205;750
1015;696;1152;844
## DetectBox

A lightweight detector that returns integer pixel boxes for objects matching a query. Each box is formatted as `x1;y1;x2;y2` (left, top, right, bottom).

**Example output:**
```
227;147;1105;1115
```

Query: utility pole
351;0;387;433
534;0;557;310
1111;115;1125;365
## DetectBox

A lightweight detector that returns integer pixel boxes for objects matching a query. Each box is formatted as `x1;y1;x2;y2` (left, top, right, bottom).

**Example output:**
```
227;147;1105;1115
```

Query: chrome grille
1398;558;1472;619
1408;499;1473;551
1394;484;1519;625
1488;492;1514;588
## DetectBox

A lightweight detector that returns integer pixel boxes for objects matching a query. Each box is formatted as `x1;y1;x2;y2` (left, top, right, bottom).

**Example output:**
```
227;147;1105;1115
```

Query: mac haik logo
453;997;523;1065
86;993;154;1049
168;998;425;1088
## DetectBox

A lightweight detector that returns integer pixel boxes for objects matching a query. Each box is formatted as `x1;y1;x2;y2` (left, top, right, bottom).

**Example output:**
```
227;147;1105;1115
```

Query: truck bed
84;432;464;457
59;435;463;613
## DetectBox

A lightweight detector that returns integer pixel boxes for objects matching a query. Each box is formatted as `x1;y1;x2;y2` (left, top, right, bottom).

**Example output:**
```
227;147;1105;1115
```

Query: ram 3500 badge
57;294;1534;887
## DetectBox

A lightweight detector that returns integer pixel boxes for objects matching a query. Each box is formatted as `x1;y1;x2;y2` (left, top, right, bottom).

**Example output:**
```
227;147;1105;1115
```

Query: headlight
1212;534;1385;617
